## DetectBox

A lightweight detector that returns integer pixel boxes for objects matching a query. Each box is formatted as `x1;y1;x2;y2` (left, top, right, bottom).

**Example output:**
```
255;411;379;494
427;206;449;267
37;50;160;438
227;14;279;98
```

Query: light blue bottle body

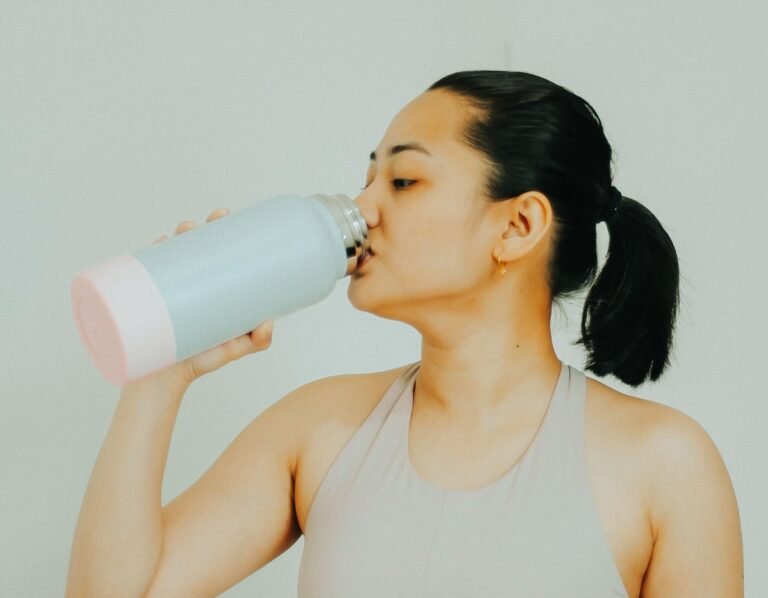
70;193;369;385
137;193;349;360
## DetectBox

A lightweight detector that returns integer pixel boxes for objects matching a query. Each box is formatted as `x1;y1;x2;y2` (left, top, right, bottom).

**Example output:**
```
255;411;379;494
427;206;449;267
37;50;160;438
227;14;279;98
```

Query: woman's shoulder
585;375;741;592
296;362;415;402
584;374;730;527
585;374;713;453
281;362;416;454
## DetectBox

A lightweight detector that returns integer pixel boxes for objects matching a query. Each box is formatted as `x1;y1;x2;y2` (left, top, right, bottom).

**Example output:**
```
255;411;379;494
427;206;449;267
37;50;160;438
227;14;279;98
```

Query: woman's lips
357;250;374;268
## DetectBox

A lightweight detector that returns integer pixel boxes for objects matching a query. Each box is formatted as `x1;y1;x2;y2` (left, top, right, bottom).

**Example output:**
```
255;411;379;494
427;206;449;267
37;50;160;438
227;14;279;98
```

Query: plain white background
1;1;766;595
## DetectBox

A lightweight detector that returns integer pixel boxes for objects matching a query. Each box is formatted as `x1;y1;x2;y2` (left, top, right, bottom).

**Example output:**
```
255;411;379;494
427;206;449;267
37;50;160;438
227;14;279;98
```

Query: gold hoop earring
495;253;507;275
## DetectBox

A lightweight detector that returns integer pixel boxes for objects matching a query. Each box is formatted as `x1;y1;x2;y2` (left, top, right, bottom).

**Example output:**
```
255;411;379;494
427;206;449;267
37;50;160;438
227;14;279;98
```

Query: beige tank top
297;359;628;597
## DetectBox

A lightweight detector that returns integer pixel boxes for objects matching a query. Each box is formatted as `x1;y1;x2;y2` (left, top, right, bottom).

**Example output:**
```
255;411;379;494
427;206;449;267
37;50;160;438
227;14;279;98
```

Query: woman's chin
347;280;387;315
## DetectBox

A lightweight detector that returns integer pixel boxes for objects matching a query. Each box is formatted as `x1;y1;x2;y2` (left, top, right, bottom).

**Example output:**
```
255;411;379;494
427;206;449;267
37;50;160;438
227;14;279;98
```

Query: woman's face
348;89;514;325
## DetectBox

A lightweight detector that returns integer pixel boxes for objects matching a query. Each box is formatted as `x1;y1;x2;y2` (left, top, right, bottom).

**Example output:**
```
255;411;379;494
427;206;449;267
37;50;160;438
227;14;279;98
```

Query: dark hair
427;71;680;387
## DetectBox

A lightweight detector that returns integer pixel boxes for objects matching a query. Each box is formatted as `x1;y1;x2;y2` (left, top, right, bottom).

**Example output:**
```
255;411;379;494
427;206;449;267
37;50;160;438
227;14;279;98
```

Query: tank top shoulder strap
303;361;420;534
524;362;586;473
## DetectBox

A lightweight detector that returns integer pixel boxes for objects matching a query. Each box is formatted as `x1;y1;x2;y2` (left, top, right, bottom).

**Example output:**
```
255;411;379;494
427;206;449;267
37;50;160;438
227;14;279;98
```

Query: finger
260;319;274;339
251;319;274;342
175;220;197;235
206;207;230;223
248;329;273;351
151;234;168;244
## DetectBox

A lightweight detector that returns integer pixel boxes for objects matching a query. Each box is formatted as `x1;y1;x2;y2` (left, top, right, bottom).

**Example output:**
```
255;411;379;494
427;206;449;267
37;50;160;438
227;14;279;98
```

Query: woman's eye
361;179;415;190
392;179;415;190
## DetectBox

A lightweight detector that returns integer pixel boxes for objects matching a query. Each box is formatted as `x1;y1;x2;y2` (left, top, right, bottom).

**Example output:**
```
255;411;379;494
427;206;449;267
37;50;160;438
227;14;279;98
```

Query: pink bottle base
71;254;177;386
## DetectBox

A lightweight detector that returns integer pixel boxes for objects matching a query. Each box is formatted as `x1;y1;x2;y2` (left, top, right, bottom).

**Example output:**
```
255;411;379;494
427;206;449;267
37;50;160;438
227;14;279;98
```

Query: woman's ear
495;191;553;262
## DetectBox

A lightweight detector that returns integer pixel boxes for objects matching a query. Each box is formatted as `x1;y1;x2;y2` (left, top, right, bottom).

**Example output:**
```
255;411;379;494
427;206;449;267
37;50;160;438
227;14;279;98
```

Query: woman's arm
65;375;190;597
66;206;276;597
640;407;744;597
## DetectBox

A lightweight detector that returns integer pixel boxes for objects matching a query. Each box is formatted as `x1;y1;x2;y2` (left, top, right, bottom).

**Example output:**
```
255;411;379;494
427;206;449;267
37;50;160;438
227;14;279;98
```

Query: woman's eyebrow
369;143;432;162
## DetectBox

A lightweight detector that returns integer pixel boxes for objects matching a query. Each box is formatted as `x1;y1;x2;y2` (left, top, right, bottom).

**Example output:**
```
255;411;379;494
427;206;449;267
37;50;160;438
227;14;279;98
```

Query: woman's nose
354;192;379;229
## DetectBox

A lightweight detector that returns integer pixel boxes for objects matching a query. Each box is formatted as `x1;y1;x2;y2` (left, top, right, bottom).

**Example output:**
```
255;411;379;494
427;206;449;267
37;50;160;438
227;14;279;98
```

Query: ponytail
576;195;681;386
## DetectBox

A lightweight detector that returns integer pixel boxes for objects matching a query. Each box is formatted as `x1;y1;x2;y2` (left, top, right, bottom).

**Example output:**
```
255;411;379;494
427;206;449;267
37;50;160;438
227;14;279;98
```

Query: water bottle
70;193;369;386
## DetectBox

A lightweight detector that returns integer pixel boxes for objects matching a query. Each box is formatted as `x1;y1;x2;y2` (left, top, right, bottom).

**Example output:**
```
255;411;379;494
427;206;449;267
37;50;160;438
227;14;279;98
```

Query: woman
66;71;743;597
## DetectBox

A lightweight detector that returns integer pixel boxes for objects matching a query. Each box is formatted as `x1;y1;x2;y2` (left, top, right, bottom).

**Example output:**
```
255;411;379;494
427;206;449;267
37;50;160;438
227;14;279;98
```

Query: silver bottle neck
311;193;370;276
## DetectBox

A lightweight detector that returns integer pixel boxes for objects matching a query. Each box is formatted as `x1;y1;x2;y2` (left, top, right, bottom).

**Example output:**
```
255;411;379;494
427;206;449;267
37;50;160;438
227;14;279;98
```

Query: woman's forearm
65;376;190;598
